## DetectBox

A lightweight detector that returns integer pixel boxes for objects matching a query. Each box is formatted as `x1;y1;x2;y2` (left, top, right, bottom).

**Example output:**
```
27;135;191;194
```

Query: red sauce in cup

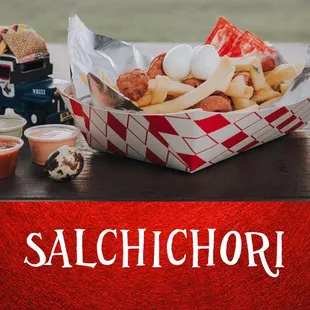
0;136;24;179
0;141;18;150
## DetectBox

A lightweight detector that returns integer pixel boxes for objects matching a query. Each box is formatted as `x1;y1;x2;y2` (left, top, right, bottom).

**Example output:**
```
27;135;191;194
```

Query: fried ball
194;95;232;112
211;90;231;102
261;55;277;72
147;53;166;79
117;69;149;101
182;77;204;88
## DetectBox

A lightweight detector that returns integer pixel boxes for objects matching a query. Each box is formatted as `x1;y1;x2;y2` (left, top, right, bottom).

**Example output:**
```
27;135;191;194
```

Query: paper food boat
60;15;310;173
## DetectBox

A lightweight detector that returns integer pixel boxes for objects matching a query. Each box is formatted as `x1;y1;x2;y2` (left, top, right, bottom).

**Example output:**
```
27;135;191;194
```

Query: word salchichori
24;228;284;278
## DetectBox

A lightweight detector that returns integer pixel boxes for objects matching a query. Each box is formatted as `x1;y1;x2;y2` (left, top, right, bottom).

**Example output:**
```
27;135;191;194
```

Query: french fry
236;105;259;112
230;74;255;109
279;81;291;94
136;89;152;107
231;97;258;110
143;56;235;114
251;87;282;104
273;62;302;95
250;58;267;90
230;56;256;72
151;75;170;105
225;82;254;99
221;73;234;92
295;61;306;75
232;74;246;84
259;96;282;109
230;73;255;104
263;95;283;105
148;79;194;97
79;72;88;86
265;64;298;87
64;84;76;98
99;68;118;91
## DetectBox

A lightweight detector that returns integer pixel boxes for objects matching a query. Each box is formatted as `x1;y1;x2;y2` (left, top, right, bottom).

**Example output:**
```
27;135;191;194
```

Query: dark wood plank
1;130;310;201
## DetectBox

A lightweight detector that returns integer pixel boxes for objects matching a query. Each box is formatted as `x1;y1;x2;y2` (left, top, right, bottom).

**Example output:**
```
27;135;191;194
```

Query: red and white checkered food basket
61;92;310;173
63;15;310;173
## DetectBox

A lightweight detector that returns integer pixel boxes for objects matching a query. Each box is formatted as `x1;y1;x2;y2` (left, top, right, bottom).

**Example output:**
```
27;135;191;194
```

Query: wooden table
1;129;310;201
1;43;310;201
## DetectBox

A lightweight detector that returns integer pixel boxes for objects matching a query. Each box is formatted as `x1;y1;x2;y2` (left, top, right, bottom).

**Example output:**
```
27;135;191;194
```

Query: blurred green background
1;0;309;42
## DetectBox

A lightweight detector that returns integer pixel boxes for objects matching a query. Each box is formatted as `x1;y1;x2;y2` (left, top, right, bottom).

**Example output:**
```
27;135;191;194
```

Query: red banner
0;202;309;309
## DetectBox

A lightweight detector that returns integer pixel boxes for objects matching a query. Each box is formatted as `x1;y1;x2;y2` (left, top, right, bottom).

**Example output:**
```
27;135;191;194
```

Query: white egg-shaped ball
193;45;202;54
163;44;193;80
191;45;220;80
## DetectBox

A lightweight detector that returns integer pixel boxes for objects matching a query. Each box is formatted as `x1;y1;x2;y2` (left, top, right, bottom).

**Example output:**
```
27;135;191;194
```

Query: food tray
61;92;310;172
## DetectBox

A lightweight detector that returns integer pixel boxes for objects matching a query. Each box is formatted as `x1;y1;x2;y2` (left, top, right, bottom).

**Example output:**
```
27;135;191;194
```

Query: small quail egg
45;146;84;182
163;44;194;80
191;45;220;80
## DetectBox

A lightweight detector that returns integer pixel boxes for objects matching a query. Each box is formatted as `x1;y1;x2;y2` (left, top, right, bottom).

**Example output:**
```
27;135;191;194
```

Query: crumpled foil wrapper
68;14;151;102
68;14;310;111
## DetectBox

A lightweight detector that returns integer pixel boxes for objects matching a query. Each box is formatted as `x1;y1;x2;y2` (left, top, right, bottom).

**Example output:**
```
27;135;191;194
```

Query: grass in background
1;0;309;42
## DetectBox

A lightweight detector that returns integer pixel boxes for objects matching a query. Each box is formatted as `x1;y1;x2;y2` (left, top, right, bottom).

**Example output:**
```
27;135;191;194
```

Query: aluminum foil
67;14;310;112
68;14;150;108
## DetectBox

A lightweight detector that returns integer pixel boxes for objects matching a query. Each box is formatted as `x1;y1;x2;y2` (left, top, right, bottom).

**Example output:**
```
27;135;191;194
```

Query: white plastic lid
0;135;24;154
24;124;80;142
0;116;27;132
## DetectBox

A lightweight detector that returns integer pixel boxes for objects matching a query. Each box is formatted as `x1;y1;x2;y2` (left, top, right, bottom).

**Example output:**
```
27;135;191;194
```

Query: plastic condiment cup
24;124;81;165
0;115;27;138
0;135;24;179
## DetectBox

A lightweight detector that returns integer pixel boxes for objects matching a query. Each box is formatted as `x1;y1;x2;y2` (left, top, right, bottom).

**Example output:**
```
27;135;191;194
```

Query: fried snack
148;78;194;96
234;105;260;112
99;68;118;91
143;56;235;114
147;53;166;79
232;74;245;84
87;72;114;108
117;69;149;101
231;72;257;110
233;72;253;86
265;64;298;87
182;77;204;88
194;95;232;112
136;89;152;107
221;71;235;93
261;55;277;72
232;97;258;110
259;96;282;109
64;84;76;98
271;62;304;95
294;61;306;75
250;58;267;90
279;81;291;94
231;56;256;72
87;72;142;111
211;90;231;101
151;75;170;105
79;72;88;86
251;87;282;104
225;82;254;99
